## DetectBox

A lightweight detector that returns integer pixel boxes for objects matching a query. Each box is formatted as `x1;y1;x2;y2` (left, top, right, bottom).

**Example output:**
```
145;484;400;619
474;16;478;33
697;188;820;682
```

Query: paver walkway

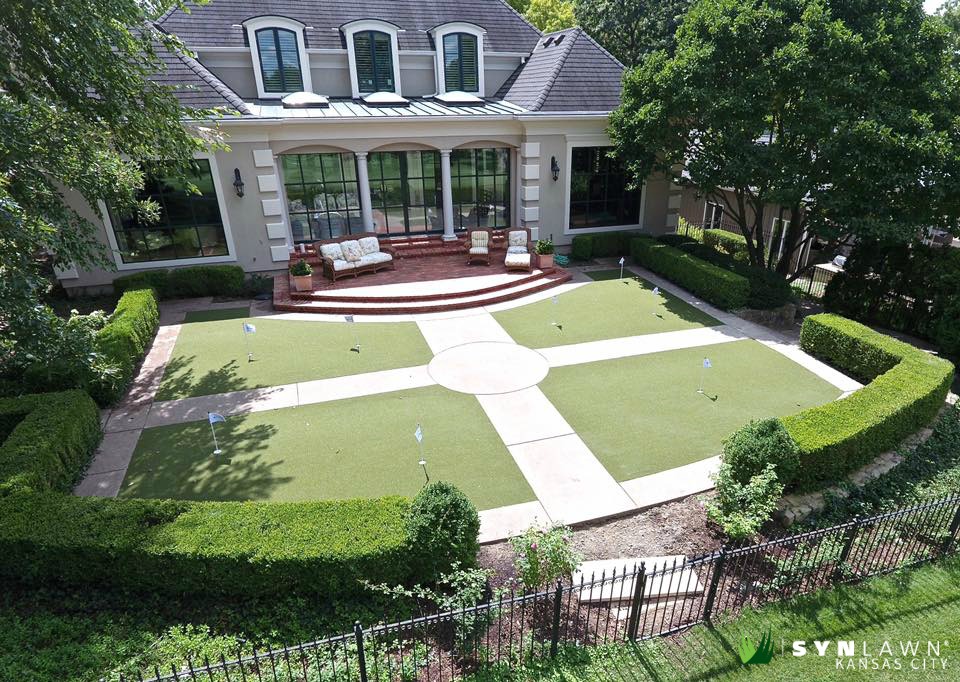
77;268;861;543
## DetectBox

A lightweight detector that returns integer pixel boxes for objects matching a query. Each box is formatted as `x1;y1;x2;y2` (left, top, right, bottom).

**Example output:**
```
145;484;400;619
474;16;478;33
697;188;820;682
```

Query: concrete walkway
77;269;860;542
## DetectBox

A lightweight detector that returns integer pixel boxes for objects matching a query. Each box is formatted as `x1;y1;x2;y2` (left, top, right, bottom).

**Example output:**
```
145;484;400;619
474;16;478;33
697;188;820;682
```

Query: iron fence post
834;517;860;581
941;502;960;555
550;579;564;657
703;547;727;623
626;562;647;641
354;621;369;682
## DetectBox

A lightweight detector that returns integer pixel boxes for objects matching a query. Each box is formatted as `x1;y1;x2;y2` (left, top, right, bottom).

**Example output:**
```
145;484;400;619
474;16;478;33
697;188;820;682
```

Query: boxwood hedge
570;232;638;261
703;229;751;262
114;265;245;299
630;237;751;310
778;314;954;490
90;288;160;405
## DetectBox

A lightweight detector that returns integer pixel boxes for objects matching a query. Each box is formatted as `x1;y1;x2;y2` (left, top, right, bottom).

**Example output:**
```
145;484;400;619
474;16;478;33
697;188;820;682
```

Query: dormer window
255;28;303;93
431;23;486;96
244;17;313;99
343;20;403;99
442;34;479;93
354;31;395;93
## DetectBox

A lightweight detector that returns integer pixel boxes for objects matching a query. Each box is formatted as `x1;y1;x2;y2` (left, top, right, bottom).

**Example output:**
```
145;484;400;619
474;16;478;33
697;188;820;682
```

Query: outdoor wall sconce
551;156;560;181
233;168;245;197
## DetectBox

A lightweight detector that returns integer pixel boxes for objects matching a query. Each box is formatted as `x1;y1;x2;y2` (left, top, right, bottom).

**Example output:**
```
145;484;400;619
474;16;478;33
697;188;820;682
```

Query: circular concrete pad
428;342;550;395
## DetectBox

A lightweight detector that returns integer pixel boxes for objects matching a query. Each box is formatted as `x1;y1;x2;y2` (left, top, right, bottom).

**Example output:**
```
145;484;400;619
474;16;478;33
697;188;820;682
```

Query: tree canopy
521;0;576;33
0;0;222;380
610;0;960;275
573;0;691;66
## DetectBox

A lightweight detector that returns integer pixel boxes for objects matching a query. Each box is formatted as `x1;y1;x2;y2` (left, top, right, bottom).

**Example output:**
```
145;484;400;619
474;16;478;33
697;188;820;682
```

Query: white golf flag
552;295;559;305
703;358;712;369
414;424;423;443
619;256;625;266
242;323;256;334
652;286;660;296
344;315;355;324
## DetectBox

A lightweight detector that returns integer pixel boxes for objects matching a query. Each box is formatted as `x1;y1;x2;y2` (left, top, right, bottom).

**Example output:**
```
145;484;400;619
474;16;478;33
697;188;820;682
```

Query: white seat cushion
469;246;489;255
505;253;531;267
508;231;527;247
319;243;345;261
471;232;489;248
359;252;392;266
331;259;355;272
340;239;363;262
507;245;528;255
358;236;380;255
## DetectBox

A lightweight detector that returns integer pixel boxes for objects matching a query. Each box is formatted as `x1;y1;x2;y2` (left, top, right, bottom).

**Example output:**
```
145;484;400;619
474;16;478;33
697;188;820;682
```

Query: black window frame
450;148;511;230
281;153;364;243
368;151;442;235
353;30;395;93
569;147;641;230
255;27;304;94
442;33;479;93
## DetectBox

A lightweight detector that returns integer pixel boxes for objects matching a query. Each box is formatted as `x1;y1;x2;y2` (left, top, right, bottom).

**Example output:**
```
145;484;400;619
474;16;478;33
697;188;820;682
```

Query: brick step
274;272;572;315
290;271;548;303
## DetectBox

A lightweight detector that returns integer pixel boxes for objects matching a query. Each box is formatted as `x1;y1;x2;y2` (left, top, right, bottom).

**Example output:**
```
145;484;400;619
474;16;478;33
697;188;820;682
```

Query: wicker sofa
313;233;396;282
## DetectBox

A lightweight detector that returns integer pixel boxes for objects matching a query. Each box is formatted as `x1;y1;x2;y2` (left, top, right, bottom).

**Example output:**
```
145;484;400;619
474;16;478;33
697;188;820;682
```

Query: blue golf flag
652;286;660;296
242;323;256;334
344;315;355;323
703;358;712;369
414;423;423;443
208;412;226;425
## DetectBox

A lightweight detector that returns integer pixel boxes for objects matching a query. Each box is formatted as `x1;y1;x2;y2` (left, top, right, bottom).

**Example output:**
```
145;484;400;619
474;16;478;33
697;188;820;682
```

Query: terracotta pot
538;253;555;270
291;274;313;292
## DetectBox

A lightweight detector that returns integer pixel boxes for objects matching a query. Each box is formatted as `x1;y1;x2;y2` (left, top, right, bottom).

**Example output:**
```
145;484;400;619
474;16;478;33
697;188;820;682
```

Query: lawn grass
156;308;434;400
493;270;720;349
472;556;960;681
121;385;534;511
539;339;842;481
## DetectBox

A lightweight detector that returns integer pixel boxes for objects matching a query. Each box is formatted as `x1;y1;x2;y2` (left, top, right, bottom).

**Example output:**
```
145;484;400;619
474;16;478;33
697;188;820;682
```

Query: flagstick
697;365;705;395
620;262;624;280
210;421;222;455
419;458;430;485
243;330;253;363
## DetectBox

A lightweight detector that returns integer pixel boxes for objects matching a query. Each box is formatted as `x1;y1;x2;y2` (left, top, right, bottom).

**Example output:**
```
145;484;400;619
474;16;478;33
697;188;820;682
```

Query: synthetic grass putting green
493;270;720;349
156;308;434;400
121;385;534;511
539;339;842;481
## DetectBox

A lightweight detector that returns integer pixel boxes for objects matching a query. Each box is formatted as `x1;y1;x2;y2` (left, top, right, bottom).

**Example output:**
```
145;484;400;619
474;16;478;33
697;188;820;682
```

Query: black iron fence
115;495;960;682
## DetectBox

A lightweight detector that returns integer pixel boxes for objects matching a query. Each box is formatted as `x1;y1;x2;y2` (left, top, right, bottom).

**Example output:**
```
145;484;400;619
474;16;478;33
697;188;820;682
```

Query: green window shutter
256;28;303;93
354;31;394;93
443;34;479;93
372;32;394;91
354;32;375;92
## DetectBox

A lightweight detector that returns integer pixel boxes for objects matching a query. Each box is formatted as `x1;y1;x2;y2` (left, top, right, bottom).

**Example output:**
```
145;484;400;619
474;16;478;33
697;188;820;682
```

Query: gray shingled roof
498;28;625;113
153;39;253;114
158;0;541;53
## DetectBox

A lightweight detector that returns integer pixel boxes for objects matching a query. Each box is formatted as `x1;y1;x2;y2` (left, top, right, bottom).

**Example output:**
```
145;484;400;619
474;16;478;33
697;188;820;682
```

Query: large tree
523;0;576;33
610;0;960;276
0;1;221;378
573;0;691;66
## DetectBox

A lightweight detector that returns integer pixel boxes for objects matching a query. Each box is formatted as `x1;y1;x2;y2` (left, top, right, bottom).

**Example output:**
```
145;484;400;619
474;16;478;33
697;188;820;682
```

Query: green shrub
510;525;581;591
677;217;704;242
658;233;697;248
591;231;636;258
114;265;246;300
90;289;159;405
781;314;954;490
704;229;751;262
722;418;801;485
571;235;593;261
672;241;793;309
630;237;750;309
0;493;415;598
0;391;101;496
407;482;480;582
707;464;783;540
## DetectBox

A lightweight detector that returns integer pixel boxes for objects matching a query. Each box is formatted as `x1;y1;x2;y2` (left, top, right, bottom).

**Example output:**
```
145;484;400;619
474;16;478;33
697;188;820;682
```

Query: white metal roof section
245;97;526;119
282;92;330;108
434;91;485;106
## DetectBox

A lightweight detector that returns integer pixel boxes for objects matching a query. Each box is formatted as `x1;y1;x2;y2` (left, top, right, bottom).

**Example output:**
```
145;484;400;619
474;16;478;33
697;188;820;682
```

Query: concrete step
290;271;548;303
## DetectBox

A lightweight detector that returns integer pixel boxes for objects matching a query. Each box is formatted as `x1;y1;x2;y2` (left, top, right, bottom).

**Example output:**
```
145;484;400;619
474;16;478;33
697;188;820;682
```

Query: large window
255;28;304;93
110;160;228;264
451;148;511;229
354;31;395;93
282;153;363;243
368;151;442;235
569;147;640;229
443;33;479;92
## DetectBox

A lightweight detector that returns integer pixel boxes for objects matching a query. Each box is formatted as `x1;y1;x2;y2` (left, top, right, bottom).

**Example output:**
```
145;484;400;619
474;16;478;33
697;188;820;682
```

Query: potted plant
289;259;313;292
535;239;555;270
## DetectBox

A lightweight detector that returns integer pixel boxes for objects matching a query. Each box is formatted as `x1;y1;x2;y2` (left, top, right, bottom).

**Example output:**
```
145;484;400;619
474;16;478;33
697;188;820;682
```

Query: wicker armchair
465;228;492;266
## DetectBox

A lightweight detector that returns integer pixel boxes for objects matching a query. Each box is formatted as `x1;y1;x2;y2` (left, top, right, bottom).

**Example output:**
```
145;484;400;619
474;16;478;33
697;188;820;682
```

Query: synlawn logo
738;630;775;665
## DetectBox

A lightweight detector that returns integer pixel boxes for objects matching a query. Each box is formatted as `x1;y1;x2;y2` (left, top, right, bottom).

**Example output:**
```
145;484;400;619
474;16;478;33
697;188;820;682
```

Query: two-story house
56;0;677;294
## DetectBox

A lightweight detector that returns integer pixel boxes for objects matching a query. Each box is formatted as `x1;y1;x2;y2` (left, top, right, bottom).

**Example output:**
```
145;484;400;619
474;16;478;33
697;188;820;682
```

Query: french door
367;151;443;235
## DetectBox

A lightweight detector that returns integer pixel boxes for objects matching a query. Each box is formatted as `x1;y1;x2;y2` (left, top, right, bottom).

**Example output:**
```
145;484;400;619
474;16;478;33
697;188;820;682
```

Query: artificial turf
120;385;535;511
539;339;842;481
492;270;720;349
155;307;435;400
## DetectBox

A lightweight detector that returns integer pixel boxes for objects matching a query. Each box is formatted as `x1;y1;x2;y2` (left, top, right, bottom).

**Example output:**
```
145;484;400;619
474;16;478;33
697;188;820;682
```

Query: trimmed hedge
630;237;750;310
114;265;245;299
0;391;101;496
703;229;750;262
570;232;638;261
90;288;160;405
778;314;954;490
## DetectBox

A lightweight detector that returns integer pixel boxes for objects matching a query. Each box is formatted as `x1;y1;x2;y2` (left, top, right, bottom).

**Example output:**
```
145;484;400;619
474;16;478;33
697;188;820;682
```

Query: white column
355;152;375;232
440;149;456;241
